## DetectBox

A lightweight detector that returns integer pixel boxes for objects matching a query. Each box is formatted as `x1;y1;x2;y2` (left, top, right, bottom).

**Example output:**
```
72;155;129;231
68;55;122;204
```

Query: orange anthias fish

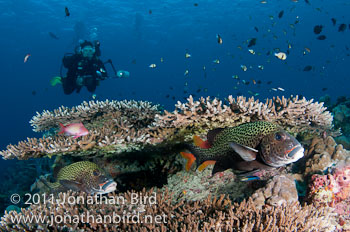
58;122;89;139
24;54;31;63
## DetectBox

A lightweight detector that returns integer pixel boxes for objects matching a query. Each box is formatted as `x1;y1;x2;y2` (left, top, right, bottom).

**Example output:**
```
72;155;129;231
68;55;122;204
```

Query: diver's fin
229;142;258;161
59;180;83;191
180;152;196;171
207;128;225;145
50;76;62;86
193;135;211;149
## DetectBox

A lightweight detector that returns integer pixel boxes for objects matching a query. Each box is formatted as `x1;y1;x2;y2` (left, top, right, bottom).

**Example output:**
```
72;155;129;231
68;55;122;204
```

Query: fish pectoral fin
229;142;257;161
59;179;83;191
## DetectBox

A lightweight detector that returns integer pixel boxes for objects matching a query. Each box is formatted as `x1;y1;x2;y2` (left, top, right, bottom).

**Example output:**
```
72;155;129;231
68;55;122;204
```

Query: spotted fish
43;161;117;194
181;121;304;175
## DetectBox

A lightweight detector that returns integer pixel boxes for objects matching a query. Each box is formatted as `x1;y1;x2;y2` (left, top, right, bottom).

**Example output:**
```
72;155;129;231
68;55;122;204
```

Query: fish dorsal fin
207;128;225;145
229;142;258;161
59;179;83;191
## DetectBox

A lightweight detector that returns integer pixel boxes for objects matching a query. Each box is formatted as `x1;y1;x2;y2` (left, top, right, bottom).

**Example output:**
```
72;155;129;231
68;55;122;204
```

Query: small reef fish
184;70;189;76
213;59;220;64
317;35;326;40
232;75;239;79
185;53;191;58
248;49;255;54
338;23;346;32
24;53;31;63
277;87;285;91
274;52;287;60
49;32;59;40
258;65;264;70
240;65;247;71
331;18;336;26
247;38;257;47
278;10;284;19
216;34;223;44
180;121;304;175
149;63;156;68
313;25;323;34
42;161;117;195
303;65;313;71
65;6;70;17
58;122;89;139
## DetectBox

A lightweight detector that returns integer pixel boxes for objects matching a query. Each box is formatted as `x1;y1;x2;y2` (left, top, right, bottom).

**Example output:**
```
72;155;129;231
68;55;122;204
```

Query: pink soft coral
309;165;350;204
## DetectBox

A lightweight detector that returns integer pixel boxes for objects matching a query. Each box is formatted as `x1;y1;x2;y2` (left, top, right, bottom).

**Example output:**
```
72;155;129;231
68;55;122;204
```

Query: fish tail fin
58;123;65;134
183;144;216;171
180;152;196;171
193;135;211;149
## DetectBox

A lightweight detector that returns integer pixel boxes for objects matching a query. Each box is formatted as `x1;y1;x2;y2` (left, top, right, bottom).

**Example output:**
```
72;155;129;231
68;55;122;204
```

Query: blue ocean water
0;0;349;215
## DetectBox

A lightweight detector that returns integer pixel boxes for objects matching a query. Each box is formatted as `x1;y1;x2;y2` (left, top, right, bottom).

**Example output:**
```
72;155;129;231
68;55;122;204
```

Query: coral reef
0;96;344;230
0;188;336;232
165;167;250;202
308;163;350;230
305;136;350;174
0;96;334;160
319;95;350;149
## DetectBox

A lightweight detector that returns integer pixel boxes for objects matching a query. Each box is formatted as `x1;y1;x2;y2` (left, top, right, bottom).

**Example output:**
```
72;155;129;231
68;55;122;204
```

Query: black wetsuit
62;54;107;94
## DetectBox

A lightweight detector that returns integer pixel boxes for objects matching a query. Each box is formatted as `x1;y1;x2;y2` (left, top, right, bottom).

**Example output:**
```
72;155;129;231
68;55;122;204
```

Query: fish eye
93;170;100;176
275;133;282;141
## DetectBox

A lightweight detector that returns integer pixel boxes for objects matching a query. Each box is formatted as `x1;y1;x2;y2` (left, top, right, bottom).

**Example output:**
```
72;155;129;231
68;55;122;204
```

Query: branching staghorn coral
0;188;336;232
0;95;335;160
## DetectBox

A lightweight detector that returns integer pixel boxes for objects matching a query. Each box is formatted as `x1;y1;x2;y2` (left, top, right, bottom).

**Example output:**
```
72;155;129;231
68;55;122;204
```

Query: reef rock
251;174;298;209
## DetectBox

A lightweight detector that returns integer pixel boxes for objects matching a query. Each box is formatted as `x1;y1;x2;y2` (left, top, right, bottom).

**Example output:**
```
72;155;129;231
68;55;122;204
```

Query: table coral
0;95;335;160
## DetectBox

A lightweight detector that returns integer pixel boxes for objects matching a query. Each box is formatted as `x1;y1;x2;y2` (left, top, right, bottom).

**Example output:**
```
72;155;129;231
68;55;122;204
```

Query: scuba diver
62;40;107;94
52;40;129;95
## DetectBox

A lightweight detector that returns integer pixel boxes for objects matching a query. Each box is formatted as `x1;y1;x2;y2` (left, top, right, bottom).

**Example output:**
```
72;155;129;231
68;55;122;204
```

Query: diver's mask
81;45;95;59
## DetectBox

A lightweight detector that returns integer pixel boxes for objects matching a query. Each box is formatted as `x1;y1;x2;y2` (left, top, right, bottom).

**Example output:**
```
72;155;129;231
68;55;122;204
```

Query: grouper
181;121;304;175
43;161;117;194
